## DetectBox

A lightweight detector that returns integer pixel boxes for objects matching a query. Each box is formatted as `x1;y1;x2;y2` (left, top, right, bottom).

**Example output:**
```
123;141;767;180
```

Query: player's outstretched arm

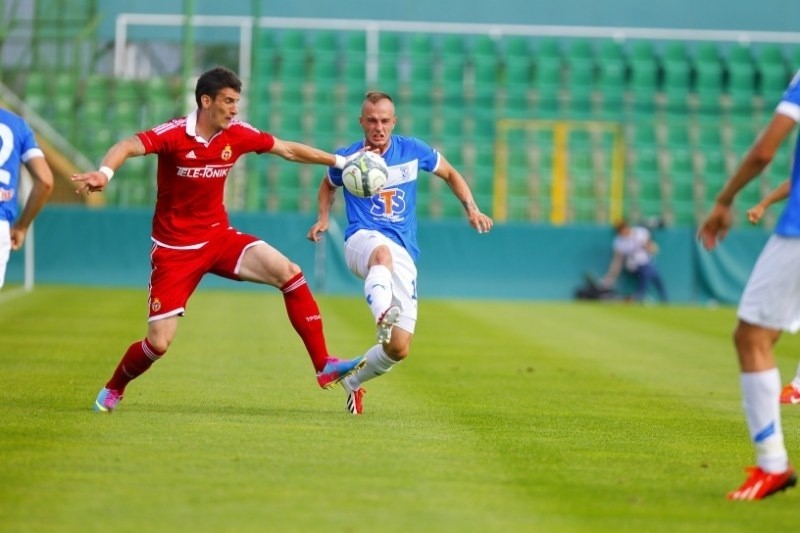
10;155;54;250
71;135;145;195
434;156;493;234
308;176;338;242
269;137;350;170
746;179;790;224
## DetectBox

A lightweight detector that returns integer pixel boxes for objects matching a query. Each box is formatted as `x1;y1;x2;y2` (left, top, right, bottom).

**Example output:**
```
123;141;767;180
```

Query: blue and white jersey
0;109;44;223
327;135;440;262
774;70;800;237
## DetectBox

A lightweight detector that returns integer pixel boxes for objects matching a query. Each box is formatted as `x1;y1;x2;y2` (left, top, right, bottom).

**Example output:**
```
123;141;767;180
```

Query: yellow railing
493;119;625;224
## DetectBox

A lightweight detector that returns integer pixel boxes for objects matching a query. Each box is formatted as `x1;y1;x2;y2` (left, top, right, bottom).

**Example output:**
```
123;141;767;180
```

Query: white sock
741;369;789;473
791;363;800;389
344;344;399;390
364;265;393;322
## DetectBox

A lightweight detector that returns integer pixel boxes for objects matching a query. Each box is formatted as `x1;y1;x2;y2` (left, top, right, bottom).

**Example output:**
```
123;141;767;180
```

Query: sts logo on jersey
370;188;407;220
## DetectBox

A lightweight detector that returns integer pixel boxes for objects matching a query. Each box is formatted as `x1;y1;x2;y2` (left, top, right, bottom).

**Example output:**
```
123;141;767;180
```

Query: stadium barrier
5;206;768;304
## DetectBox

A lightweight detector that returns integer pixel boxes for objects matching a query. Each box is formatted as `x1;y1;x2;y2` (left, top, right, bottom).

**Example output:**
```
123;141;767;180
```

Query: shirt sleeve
19;121;44;162
413;138;440;173
137;128;165;155
776;70;800;122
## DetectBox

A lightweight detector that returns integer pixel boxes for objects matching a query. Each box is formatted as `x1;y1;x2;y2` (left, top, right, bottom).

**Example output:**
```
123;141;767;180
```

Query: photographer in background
601;219;668;303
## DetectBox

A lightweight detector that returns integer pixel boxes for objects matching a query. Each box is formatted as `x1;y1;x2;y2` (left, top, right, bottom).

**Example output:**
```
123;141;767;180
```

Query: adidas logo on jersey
186;150;197;159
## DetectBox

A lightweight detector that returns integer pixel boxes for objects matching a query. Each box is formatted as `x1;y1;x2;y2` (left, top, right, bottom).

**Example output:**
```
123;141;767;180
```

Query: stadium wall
5;207;768;304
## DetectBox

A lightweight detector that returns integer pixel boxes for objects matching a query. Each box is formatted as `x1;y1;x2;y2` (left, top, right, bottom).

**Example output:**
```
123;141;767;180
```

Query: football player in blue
308;91;493;415
0;108;54;290
699;69;800;500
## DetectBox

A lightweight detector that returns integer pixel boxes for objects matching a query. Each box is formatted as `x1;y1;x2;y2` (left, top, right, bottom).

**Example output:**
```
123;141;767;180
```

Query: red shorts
147;228;261;320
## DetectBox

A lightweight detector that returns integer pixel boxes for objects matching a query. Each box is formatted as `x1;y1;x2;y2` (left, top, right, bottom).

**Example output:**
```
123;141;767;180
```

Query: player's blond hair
364;91;393;104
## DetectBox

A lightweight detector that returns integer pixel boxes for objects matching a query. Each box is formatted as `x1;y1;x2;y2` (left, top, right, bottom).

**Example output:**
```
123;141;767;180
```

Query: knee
147;336;171;354
383;341;410;361
281;261;302;284
732;322;767;355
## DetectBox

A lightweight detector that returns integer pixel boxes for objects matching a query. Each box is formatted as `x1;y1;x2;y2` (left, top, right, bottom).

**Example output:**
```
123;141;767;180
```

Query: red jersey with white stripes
137;111;275;247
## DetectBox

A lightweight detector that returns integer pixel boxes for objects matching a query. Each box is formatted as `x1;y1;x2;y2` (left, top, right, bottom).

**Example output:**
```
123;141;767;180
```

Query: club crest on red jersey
221;144;232;161
150;298;162;312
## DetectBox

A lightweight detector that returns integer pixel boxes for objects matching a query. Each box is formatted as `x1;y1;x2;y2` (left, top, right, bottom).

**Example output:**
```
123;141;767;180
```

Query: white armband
333;154;347;170
99;166;115;182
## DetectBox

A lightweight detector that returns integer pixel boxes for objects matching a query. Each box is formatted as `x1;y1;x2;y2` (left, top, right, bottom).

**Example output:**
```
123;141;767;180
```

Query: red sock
106;338;165;393
281;273;329;372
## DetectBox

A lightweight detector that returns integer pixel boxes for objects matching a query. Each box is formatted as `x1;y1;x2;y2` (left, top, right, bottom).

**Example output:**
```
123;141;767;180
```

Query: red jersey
137;111;275;247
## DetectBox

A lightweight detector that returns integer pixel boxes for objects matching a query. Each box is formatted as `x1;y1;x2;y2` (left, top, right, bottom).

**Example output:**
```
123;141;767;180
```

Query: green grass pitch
1;286;799;531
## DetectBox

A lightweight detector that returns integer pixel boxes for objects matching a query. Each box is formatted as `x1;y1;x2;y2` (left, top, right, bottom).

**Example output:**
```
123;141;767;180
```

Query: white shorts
344;229;418;333
738;235;800;333
0;220;10;290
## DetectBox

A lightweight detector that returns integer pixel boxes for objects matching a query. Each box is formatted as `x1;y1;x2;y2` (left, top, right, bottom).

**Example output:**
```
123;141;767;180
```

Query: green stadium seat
52;92;76;129
440;34;466;58
378;32;401;56
692;43;724;113
671;199;698;227
532;56;561;117
79;99;106;126
472;55;499;108
664;118;691;149
504;36;532;58
670;147;694;173
340;31;365;56
663;54;691;90
440;55;466;106
437;139;464;168
597;39;624;61
409;106;434;139
564;50;594;118
694;42;722;62
407;33;434;59
342;54;367;85
791;47;800;71
309;32;339;85
24;72;49;97
145;76;176;102
23;72;52;117
628;121;657;150
728;44;754;66
471;34;498;61
702;149;728;186
757;44;786;68
628;58;658;113
595;57;625;119
760;63;789;95
534;37;561;59
629;40;656;61
727;61;757;113
279;29;306;55
727;121;756;154
438;105;464;140
502;56;532;110
114;79;142;104
663;41;689;61
83;74;110;102
695;122;723;151
257;29;277;53
406;50;435;102
669;168;696;205
470;107;496;142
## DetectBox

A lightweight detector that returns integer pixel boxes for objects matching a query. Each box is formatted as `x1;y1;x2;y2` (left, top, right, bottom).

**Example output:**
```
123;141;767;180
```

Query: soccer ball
341;151;389;198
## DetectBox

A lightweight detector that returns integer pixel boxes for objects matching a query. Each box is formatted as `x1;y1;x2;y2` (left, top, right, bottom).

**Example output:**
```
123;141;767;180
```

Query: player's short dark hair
195;66;242;107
